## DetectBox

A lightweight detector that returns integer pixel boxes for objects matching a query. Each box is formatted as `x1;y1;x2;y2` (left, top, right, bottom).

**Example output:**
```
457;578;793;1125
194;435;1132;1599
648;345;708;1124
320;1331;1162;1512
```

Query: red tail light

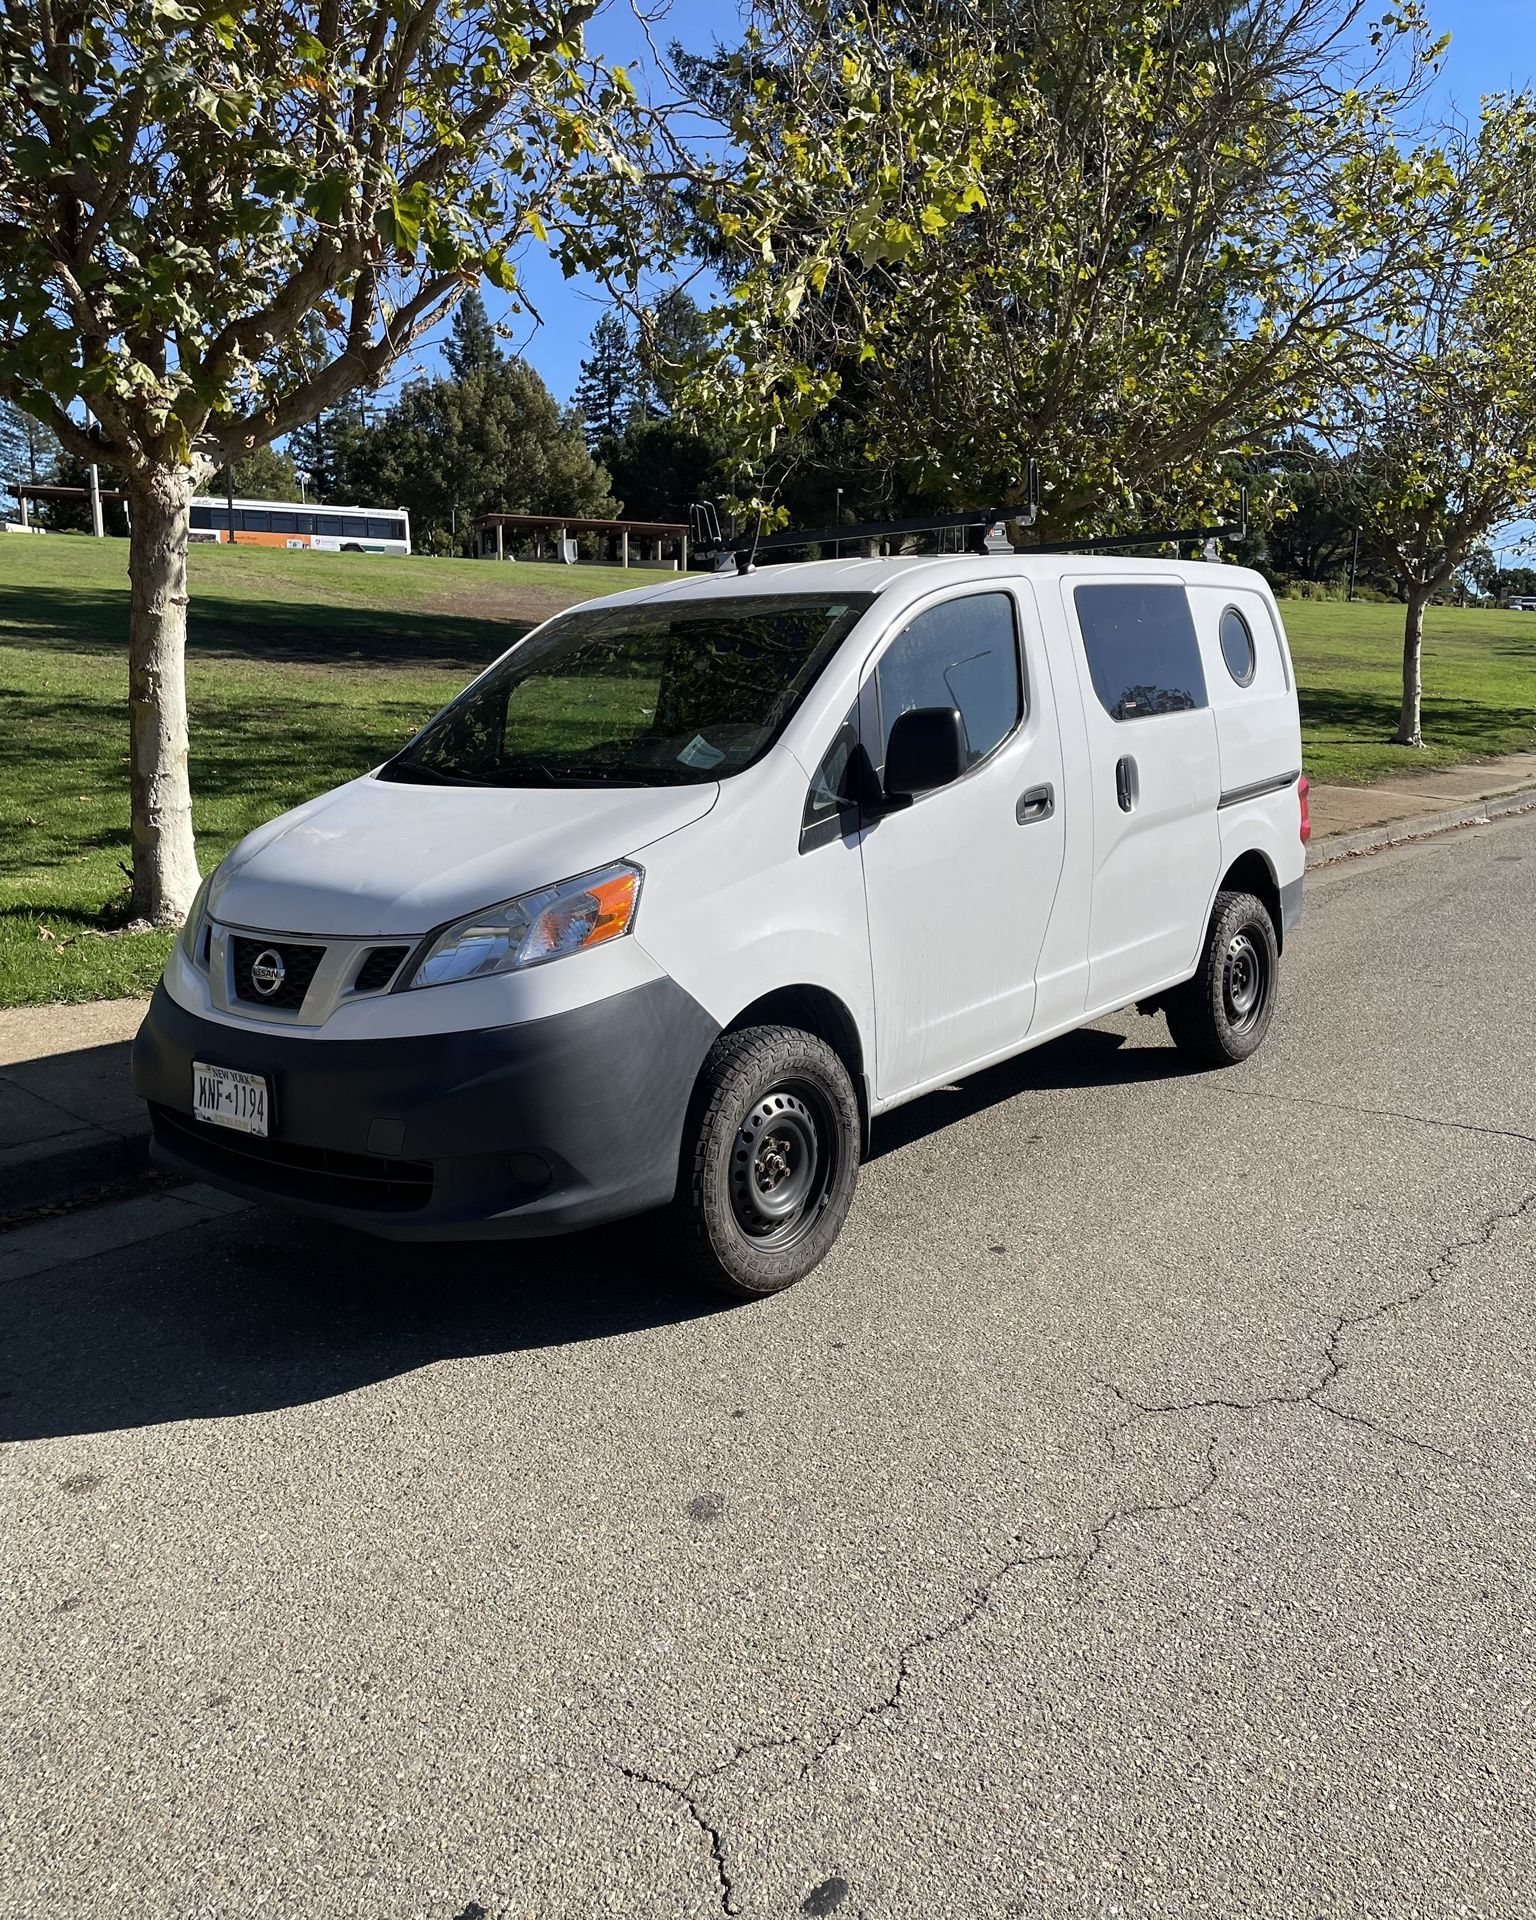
1298;773;1312;844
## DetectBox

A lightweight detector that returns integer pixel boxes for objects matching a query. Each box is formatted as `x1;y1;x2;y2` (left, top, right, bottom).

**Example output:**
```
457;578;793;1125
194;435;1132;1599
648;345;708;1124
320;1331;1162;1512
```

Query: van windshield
378;593;873;788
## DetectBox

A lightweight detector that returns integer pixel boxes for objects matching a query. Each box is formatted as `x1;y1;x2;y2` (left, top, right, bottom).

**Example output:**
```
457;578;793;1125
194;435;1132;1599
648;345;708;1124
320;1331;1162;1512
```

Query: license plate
192;1062;269;1137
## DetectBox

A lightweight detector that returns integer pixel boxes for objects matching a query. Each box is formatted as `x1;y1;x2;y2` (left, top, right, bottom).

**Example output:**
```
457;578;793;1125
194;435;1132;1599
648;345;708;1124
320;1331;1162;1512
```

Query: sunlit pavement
5;814;1535;1919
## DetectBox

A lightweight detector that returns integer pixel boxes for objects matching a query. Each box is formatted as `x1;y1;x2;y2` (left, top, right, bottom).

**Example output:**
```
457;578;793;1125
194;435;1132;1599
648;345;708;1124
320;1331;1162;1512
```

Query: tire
673;1024;861;1299
1165;889;1279;1067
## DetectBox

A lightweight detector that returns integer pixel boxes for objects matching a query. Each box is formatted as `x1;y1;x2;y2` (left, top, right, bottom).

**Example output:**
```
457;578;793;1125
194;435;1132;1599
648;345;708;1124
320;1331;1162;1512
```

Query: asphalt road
5;813;1535;1920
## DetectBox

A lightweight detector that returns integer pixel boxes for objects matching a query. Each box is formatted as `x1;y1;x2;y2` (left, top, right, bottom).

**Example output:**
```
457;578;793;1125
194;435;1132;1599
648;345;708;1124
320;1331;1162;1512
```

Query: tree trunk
1394;587;1429;748
126;465;201;924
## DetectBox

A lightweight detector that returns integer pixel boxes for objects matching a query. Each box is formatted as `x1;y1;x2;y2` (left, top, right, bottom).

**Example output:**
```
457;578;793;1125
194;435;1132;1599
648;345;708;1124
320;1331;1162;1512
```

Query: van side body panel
626;744;880;1071
1017;583;1096;1037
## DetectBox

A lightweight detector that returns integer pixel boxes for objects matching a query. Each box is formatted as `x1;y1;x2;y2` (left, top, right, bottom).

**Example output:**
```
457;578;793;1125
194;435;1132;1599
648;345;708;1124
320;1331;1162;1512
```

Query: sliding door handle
1115;756;1139;813
1016;782;1055;824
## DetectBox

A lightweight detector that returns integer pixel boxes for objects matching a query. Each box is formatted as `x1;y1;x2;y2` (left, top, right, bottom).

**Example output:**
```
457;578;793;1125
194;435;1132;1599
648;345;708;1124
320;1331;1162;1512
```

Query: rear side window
1219;606;1257;686
1075;584;1207;721
876;593;1022;770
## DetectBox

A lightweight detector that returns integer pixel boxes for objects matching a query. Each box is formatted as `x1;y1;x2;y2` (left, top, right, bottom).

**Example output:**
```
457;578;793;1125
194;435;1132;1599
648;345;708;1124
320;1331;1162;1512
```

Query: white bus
189;497;411;554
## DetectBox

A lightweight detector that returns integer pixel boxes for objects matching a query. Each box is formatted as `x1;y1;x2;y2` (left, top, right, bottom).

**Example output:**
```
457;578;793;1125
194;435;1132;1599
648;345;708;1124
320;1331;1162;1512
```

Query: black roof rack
694;464;1043;574
1028;488;1249;555
687;471;1249;573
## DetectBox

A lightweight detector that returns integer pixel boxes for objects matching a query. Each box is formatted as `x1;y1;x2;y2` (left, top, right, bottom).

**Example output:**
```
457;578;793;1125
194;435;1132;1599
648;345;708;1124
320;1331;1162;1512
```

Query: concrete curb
0;1119;153;1219
1308;784;1536;868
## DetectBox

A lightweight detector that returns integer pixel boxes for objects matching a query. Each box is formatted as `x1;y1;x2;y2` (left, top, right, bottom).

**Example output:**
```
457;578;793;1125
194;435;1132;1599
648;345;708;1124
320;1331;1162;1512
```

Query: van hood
209;774;719;938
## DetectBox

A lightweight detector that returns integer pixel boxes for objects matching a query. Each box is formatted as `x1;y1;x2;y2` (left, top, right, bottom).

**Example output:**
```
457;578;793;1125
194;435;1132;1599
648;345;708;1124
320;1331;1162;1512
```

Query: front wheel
1165;889;1279;1066
673;1024;861;1299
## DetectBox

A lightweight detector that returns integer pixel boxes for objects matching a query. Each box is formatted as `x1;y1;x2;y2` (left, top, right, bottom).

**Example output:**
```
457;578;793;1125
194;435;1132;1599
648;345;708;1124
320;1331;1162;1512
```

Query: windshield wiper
376;760;477;786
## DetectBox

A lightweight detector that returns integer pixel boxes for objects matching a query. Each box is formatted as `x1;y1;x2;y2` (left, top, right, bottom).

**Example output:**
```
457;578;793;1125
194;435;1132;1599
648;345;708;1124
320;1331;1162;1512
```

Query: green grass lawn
1280;597;1536;784
2;534;1533;1006
0;535;672;1006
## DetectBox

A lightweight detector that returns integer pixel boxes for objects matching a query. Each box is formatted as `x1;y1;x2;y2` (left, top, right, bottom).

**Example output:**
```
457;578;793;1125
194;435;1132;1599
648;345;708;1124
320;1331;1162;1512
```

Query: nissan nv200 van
133;554;1308;1296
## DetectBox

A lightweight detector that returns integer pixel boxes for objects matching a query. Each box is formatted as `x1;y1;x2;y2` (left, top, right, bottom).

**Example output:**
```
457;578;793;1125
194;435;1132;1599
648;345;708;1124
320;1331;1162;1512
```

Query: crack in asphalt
613;1764;740;1915
1214;1082;1536;1152
615;1194;1534;1914
615;1434;1222;1913
1103;1184;1536;1471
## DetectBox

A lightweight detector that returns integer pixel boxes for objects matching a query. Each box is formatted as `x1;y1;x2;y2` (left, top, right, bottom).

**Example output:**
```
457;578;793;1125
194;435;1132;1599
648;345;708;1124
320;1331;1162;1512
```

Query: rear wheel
673;1024;860;1299
1165;889;1279;1066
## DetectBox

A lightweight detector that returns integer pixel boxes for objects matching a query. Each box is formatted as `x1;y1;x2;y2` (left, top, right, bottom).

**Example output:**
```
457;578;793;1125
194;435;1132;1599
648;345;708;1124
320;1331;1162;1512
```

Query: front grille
151;1105;432;1212
354;945;410;994
231;936;326;1010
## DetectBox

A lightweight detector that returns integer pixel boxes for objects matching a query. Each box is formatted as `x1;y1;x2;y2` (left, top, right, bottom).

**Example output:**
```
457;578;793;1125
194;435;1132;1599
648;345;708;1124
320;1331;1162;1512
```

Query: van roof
572;551;1270;615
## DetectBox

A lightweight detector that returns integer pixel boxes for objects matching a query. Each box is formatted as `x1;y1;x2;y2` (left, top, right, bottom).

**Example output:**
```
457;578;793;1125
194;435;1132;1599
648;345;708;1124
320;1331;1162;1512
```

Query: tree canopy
0;0;646;921
1329;97;1536;742
674;0;1452;533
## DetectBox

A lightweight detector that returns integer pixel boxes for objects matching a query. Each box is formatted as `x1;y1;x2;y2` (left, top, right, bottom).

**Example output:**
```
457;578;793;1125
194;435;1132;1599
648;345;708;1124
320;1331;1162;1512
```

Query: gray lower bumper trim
132;977;720;1240
1280;875;1303;936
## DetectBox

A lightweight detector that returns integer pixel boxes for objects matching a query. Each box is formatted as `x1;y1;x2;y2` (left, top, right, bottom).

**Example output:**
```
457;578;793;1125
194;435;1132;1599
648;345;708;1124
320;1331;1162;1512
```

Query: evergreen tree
287;389;373;503
0;398;59;489
444;289;502;378
600;417;729;523
194;446;301;500
348;356;615;550
637;288;711;418
574;313;641;447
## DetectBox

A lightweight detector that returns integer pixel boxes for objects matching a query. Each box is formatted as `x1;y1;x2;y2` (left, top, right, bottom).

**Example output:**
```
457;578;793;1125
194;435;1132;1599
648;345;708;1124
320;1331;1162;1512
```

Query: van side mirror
882;706;968;803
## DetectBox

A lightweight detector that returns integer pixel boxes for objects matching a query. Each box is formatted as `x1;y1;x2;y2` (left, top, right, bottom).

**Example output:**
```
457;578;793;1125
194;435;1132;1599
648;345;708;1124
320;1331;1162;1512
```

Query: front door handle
1115;755;1139;813
1016;782;1055;824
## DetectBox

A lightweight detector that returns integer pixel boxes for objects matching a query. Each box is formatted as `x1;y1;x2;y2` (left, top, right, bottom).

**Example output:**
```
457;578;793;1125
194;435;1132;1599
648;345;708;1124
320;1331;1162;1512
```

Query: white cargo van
133;553;1309;1296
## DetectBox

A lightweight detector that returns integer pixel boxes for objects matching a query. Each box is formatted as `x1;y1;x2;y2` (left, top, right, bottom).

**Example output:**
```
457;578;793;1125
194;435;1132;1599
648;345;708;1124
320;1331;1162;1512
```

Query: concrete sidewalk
1305;748;1536;871
1;750;1533;1220
1307;749;1536;843
0;998;150;1215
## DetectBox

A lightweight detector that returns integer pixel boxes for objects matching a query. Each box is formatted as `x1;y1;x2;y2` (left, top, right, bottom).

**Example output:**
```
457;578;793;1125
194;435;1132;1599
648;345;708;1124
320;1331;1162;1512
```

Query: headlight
406;862;642;990
178;871;215;971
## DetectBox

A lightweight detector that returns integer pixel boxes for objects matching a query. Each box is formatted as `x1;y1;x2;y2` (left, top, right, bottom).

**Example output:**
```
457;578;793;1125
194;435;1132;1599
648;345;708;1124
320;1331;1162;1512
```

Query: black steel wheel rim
728;1080;837;1252
1223;924;1269;1034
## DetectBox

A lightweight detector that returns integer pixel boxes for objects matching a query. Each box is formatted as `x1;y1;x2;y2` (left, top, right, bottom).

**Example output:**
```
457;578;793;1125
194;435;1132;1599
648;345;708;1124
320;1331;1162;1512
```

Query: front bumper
132;978;719;1240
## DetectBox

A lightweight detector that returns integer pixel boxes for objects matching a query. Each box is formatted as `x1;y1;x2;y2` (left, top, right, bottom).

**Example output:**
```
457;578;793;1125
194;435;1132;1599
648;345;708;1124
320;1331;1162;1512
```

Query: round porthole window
1220;606;1257;686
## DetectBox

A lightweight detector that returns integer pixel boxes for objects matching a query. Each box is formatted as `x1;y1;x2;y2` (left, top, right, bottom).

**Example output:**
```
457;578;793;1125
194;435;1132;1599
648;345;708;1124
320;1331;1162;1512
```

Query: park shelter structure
6;480;127;534
472;511;689;570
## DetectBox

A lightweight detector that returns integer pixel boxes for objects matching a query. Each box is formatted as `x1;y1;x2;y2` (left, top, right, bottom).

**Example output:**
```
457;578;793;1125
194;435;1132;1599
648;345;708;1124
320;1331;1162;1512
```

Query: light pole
834;487;843;558
295;469;309;506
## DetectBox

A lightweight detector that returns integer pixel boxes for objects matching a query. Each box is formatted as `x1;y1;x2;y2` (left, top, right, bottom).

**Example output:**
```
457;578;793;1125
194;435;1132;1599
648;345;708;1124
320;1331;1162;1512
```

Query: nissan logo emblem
250;949;286;997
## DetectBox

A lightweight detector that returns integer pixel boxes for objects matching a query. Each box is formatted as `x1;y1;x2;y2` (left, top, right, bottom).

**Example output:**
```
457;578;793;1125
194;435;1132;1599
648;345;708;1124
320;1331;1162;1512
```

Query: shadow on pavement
0;1209;726;1442
1;1026;1192;1442
867;1024;1195;1160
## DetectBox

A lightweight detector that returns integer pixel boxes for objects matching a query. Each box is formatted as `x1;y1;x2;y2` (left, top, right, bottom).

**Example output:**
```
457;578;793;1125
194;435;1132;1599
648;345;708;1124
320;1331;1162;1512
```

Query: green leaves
675;0;1460;533
0;1;642;473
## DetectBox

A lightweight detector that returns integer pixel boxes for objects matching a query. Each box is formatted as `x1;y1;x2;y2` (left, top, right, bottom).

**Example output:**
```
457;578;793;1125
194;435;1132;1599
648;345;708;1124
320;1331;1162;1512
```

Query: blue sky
488;0;1536;408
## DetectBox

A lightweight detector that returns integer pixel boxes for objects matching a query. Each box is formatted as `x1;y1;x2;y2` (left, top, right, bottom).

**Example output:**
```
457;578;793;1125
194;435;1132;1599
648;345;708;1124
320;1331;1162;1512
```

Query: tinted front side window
876;594;1022;770
801;716;862;851
1076;584;1207;721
